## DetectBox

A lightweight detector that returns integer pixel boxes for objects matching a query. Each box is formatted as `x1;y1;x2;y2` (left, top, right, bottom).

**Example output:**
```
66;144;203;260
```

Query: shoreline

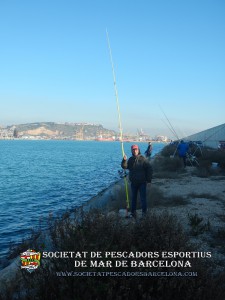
1;163;225;294
0;178;124;277
0;138;169;143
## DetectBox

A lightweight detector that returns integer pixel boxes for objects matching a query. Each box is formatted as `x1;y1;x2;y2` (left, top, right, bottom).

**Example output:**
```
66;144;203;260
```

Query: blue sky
0;0;224;138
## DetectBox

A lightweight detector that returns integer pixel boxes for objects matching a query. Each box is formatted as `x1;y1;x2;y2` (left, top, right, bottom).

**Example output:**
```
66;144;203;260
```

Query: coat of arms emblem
20;249;41;273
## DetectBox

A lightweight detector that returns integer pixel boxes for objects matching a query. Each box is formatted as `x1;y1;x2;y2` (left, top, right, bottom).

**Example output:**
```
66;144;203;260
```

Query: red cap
131;144;139;150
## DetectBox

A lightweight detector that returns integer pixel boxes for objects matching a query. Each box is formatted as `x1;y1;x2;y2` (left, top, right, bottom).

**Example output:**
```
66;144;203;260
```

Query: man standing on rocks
145;142;153;160
121;144;153;218
177;140;189;167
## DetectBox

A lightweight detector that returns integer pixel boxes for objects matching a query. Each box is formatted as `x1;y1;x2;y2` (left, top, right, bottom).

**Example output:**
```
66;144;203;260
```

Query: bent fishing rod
106;29;130;213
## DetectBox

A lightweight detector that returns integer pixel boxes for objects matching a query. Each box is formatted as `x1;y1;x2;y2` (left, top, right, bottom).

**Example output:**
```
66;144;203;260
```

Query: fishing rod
160;106;195;165
159;105;181;157
188;124;225;158
106;29;130;214
159;105;179;141
161;119;179;141
202;123;225;144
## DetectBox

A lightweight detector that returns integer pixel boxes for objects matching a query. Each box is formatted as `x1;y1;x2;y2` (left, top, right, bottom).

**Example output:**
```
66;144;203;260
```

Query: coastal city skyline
0;1;224;138
0;121;170;142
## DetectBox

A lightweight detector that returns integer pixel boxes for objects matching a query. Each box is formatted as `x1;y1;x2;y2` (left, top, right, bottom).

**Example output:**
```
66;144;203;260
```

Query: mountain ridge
8;122;116;140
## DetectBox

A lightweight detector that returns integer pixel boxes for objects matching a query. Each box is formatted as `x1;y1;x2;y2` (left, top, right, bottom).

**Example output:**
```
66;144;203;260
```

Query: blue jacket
178;142;189;157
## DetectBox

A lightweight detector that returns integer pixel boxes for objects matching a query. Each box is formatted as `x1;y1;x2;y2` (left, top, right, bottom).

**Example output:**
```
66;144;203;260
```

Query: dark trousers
131;183;147;216
180;155;187;167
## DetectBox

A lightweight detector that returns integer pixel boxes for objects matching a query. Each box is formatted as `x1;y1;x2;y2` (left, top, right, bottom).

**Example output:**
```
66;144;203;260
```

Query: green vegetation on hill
9;122;116;139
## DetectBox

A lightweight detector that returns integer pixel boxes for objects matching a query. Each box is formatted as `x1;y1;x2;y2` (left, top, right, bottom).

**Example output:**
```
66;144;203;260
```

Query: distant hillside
9;122;116;139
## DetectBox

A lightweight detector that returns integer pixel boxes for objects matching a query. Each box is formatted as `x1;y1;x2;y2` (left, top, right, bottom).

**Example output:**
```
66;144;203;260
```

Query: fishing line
160;107;195;165
159;105;184;157
161;119;178;140
106;29;130;211
159;105;179;140
202;123;225;144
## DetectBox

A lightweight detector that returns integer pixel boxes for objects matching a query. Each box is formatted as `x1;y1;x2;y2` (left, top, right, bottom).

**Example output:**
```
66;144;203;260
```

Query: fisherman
121;145;153;218
145;142;153;159
177;140;189;167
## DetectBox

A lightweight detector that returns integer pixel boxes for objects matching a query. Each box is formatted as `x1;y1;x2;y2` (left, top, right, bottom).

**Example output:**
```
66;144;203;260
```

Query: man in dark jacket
121;144;153;218
145;142;153;160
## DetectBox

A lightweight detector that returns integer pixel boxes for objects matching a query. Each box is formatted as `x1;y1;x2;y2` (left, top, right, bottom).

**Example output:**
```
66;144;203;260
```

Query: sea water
0;140;165;266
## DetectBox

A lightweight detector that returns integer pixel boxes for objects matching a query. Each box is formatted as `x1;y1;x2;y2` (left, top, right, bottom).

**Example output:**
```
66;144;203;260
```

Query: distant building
155;135;169;142
0;126;14;139
137;128;149;141
185;123;225;149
